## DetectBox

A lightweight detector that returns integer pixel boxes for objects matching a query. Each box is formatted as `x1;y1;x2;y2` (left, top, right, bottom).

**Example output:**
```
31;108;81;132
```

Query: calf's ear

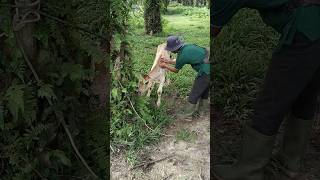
143;74;149;80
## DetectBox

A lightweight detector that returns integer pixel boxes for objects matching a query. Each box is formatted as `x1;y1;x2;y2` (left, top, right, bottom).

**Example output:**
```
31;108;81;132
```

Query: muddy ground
212;108;320;180
111;98;210;180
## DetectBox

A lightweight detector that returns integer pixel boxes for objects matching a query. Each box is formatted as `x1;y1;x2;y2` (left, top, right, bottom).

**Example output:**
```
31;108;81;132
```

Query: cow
138;43;175;107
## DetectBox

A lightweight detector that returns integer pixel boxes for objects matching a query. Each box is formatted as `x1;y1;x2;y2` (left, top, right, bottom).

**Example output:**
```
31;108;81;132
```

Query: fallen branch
130;154;175;171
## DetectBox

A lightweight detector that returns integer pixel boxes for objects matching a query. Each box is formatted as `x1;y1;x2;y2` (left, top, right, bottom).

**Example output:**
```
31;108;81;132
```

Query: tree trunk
15;0;38;71
144;0;162;35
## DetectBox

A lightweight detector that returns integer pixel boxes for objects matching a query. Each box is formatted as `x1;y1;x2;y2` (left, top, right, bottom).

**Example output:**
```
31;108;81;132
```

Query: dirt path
111;100;210;180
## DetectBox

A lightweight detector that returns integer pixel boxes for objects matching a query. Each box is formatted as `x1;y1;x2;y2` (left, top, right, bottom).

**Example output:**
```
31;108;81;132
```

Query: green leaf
0;105;4;130
122;88;127;93
61;63;84;81
38;84;57;104
5;84;25;122
51;150;72;167
80;41;105;64
112;88;118;99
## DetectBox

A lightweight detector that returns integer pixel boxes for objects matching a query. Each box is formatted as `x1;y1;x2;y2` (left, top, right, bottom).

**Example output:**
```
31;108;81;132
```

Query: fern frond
5;84;25;122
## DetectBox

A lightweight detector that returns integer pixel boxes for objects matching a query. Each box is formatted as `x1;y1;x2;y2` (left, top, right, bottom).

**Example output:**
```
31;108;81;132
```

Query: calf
138;43;174;107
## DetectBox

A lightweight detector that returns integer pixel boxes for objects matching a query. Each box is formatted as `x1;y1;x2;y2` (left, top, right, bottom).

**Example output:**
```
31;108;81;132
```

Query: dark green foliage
162;0;170;12
0;0;108;178
212;9;279;123
110;31;171;154
144;0;163;35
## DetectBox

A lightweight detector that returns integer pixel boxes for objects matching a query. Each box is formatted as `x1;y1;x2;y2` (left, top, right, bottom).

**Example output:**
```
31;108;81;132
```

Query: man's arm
160;57;176;64
159;63;179;73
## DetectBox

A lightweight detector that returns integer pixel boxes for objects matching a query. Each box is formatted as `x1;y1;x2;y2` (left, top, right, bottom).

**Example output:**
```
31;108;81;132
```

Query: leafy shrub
0;0;108;178
165;4;209;18
129;11;145;29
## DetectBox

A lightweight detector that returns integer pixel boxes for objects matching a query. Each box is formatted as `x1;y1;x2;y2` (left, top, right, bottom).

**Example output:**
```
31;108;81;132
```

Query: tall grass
212;9;279;123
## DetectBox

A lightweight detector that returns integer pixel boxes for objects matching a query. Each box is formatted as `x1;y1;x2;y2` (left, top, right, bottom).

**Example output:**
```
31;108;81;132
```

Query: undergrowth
0;0;108;179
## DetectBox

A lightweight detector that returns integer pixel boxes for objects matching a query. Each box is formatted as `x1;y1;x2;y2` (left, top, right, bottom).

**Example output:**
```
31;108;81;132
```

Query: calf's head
138;74;150;95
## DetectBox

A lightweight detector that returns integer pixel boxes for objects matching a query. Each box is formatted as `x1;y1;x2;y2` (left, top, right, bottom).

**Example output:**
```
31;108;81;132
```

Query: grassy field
129;5;209;96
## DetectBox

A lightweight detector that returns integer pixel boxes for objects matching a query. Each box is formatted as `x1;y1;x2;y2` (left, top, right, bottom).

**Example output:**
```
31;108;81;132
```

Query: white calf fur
138;43;173;107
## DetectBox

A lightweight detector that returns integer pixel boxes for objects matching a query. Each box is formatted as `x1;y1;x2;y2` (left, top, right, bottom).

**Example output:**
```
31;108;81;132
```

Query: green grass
129;4;209;96
176;128;197;142
212;9;279;123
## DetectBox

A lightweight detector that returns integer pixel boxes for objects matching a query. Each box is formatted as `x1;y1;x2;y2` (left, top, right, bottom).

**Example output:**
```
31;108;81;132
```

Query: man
212;0;320;180
159;36;210;118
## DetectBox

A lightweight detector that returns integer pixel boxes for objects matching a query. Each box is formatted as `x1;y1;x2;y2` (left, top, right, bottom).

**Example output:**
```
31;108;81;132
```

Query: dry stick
116;79;174;137
130;154;175;171
14;32;98;179
56;113;98;179
110;145;115;153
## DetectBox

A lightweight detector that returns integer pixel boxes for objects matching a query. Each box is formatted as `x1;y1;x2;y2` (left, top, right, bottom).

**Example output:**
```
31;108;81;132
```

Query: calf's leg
156;78;165;107
147;81;155;97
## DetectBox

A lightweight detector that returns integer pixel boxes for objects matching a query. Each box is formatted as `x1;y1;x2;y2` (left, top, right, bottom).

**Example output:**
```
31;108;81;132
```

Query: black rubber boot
177;101;197;119
275;115;314;179
213;125;276;180
196;98;209;116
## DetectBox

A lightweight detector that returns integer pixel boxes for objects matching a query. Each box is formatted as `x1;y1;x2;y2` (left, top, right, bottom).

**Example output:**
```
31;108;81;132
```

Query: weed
176;128;197;142
126;149;139;166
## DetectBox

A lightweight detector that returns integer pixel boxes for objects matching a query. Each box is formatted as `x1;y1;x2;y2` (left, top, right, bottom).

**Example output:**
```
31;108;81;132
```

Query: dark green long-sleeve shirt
211;0;320;49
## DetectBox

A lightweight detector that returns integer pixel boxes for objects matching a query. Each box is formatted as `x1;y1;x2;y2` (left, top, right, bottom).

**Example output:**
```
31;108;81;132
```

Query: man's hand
159;62;178;73
160;57;175;64
159;62;167;68
160;57;169;63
